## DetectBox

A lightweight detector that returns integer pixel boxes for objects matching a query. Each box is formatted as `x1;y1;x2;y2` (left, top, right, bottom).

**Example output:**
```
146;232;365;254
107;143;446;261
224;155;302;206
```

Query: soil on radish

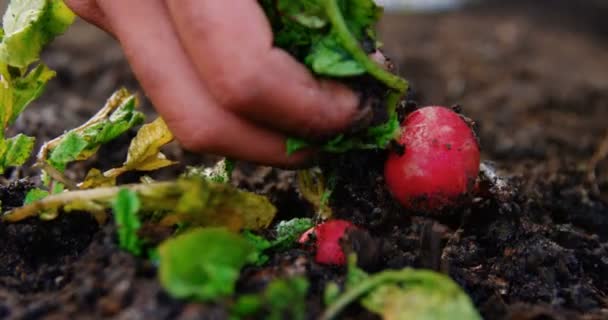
2;1;608;319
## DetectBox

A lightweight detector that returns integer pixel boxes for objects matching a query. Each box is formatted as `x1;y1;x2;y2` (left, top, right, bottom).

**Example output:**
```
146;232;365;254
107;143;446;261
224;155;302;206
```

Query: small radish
384;106;480;212
298;219;356;266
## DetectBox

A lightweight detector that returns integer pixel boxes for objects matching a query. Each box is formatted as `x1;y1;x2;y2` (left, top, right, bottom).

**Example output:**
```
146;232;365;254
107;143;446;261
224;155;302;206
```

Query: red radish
298;219;356;266
384;106;480;212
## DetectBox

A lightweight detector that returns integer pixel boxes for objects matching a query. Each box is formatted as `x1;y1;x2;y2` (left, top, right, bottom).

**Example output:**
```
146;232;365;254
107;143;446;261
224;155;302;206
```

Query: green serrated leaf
0;0;75;68
158;228;256;301
113;188;143;255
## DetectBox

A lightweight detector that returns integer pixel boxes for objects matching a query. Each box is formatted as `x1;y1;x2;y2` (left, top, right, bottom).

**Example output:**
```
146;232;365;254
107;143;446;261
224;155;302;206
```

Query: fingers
95;0;309;166
165;0;360;138
64;0;113;34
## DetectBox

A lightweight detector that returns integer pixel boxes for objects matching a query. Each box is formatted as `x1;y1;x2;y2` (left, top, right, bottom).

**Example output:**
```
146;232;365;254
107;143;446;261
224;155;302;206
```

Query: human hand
65;0;360;167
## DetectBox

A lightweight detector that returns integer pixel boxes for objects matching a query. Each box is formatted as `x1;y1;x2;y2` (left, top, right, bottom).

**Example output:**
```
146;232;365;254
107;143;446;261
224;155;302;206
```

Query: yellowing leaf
79;168;117;189
124;117;174;170
160;178;276;232
5;176;276;232
100;117;175;182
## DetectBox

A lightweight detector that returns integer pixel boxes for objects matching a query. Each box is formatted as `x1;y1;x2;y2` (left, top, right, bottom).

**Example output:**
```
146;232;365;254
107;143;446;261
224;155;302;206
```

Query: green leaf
306;35;366;77
261;0;407;154
287;111;400;154
243;217;314;266
24;188;49;205
0;63;55;128
360;271;481;320
243;230;272;266
286;138;311;155
0;0;75;68
339;0;383;39
41;89;145;173
158;228;256;301
113;188;143;255
263;277;309;320
48;131;88;172
273;217;313;250
0;134;35;173
276;0;327;29
321;255;482;320
232;276;309;320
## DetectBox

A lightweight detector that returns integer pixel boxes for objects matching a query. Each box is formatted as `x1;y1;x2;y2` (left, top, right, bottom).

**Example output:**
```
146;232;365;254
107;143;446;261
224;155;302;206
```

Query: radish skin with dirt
299;219;357;266
384;106;480;212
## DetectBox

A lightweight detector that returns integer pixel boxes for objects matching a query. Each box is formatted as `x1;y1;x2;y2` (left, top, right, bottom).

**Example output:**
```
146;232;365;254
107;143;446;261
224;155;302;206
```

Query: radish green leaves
261;0;407;153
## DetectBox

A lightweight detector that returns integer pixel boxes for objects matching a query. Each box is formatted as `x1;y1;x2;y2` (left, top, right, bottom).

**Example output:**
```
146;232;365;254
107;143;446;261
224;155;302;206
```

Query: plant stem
325;0;408;93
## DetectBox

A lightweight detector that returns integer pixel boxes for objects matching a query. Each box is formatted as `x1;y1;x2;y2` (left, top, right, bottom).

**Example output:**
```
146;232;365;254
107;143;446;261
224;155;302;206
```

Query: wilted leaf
79;168;117;189
123;117;174;171
5;176;277;232
158;228;256;301
40;88;145;173
296;168;333;219
113;188;143;255
0;0;75;68
166;177;276;232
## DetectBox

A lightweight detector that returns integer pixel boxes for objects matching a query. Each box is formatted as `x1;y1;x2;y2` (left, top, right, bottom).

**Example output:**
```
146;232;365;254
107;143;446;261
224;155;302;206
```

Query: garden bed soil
2;2;608;319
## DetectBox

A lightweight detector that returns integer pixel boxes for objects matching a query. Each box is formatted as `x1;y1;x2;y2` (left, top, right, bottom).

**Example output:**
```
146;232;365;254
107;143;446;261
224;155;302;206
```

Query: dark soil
2;2;608;319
